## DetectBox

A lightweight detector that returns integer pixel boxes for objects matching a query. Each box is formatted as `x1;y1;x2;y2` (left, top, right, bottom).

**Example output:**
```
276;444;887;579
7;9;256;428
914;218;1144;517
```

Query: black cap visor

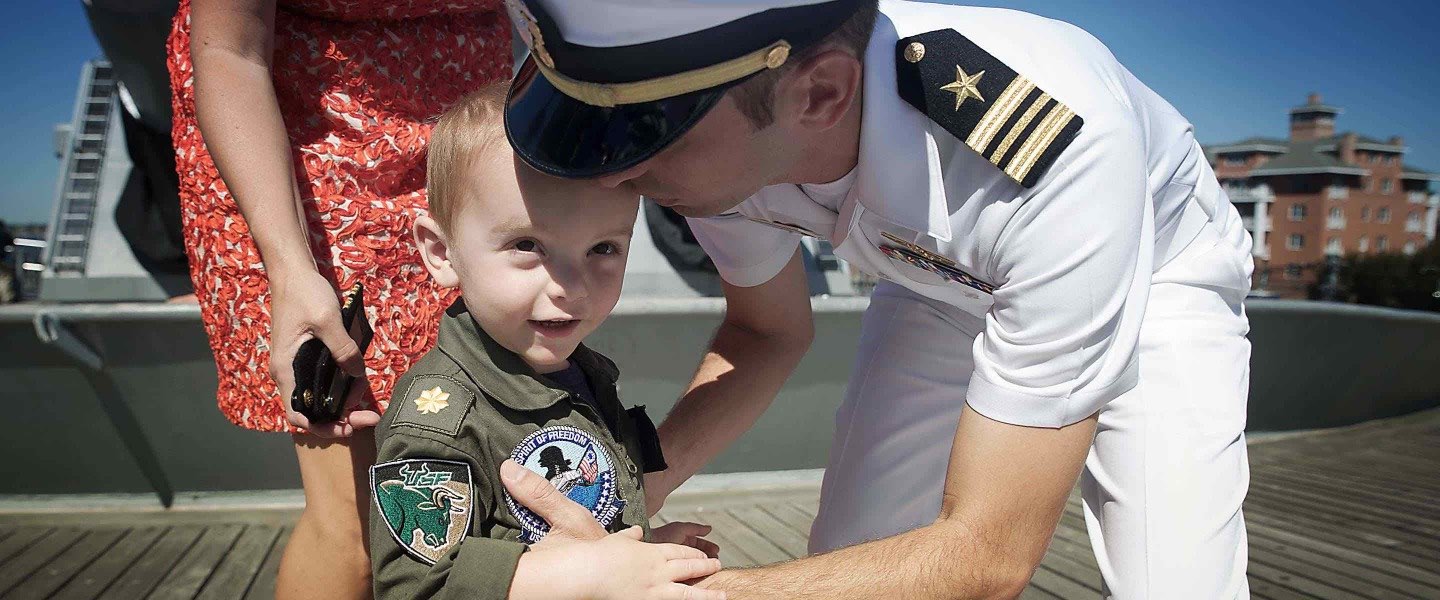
505;56;730;179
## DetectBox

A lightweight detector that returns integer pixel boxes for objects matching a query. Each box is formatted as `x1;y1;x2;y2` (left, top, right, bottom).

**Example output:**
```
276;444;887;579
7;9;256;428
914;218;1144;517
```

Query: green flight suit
369;300;665;600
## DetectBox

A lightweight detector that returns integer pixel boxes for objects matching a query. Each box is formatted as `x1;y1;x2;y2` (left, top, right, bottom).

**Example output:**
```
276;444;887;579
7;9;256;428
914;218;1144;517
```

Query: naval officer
500;1;1255;597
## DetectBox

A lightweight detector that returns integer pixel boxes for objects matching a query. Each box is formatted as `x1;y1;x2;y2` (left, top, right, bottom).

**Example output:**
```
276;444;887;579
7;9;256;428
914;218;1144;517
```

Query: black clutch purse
290;283;374;424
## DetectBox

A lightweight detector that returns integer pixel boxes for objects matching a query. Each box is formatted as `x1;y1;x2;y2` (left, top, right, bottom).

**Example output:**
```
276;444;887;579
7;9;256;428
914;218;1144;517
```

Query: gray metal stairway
45;60;117;277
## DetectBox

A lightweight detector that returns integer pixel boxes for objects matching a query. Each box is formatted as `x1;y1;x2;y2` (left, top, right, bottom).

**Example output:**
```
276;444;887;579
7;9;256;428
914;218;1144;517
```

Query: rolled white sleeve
967;121;1153;428
686;213;800;287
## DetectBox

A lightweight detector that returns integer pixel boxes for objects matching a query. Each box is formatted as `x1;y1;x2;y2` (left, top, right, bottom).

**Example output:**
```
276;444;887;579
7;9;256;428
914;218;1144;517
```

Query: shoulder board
895;29;1083;188
389;374;475;438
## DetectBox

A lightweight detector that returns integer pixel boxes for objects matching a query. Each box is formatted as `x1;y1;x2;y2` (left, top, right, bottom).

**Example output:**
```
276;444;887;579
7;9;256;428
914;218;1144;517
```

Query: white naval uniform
687;2;1253;598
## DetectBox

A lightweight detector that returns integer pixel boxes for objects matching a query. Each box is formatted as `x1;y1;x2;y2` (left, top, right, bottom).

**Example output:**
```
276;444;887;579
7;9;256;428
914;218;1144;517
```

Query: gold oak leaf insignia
414;386;451;414
940;66;985;111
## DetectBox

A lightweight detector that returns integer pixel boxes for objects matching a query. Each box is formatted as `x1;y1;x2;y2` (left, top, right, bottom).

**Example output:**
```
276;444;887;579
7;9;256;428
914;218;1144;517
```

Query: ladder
46;60;116;276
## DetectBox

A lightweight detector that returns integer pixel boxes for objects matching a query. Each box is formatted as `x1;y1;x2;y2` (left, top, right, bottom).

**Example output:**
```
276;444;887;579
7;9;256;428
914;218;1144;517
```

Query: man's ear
782;49;863;132
413;214;461;288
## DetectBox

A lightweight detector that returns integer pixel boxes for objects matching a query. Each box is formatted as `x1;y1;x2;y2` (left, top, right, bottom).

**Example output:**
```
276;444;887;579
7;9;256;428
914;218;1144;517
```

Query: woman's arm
191;0;307;275
190;0;372;435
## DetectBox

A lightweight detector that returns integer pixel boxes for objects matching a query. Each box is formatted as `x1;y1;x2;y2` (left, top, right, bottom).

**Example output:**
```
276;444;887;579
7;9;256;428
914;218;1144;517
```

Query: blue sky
2;0;1438;224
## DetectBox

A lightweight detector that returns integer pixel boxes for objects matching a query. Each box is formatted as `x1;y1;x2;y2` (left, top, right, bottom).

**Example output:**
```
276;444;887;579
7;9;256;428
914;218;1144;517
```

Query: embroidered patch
878;231;996;295
747;217;823;238
371;459;473;565
503;426;624;543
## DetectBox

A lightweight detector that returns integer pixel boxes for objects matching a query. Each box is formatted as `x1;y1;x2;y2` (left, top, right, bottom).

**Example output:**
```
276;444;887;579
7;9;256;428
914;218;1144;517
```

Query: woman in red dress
168;1;508;596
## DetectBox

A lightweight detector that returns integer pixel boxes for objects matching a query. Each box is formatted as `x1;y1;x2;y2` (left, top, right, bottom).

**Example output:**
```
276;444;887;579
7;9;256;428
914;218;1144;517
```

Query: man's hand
688;406;1097;599
500;459;606;546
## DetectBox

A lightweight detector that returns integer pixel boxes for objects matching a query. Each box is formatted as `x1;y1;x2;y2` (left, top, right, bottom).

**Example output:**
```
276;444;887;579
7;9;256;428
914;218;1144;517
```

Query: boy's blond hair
426;82;509;231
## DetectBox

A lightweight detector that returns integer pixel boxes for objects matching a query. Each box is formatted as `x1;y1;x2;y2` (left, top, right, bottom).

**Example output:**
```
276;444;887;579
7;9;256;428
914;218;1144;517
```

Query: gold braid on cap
534;41;792;108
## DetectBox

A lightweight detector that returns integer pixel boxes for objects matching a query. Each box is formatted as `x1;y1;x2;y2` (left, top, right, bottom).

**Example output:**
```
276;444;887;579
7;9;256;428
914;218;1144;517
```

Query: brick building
1207;94;1439;298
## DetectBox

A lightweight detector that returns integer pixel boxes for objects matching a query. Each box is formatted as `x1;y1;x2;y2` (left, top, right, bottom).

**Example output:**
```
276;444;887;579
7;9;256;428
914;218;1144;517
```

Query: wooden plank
1245;478;1440;543
759;503;815;541
241;527;290;600
149;524;245;600
1245;519;1440;590
1034;549;1100;592
726;507;808;559
0;528;52;567
1017;584;1064;600
1258;459;1439;502
0;528;84;595
696;507;791;567
196;525;282;600
1244;484;1440;552
1249;471;1440;529
96;526;203;600
4;528;125;600
1242;509;1438;574
51;527;166;600
1026;564;1096;599
1244;527;1439;599
1248;559;1370;600
1253;463;1440;515
666;509;756;568
1255;453;1440;493
1243;487;1440;560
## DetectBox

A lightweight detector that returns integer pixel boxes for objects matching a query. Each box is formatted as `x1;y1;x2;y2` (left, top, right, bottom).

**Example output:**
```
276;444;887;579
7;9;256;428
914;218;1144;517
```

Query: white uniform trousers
809;207;1253;599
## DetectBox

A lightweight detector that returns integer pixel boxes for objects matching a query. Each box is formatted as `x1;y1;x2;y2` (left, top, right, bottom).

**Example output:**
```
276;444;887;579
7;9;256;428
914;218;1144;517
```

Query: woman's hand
268;268;376;436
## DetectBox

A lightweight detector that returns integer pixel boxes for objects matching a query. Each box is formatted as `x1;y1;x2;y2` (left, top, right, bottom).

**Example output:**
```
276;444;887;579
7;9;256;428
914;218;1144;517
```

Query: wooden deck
3;409;1438;599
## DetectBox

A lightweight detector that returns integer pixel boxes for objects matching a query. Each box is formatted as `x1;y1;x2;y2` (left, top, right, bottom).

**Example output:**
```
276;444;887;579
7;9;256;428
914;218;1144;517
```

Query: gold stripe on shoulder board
1006;103;1077;184
966;75;1034;153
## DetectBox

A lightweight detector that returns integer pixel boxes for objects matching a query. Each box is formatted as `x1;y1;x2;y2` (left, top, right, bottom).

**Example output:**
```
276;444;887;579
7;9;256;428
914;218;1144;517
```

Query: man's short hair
426;83;510;232
728;0;880;128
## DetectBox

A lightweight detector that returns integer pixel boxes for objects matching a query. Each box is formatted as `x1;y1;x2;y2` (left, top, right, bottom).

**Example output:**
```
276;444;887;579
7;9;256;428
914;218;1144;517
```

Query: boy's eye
514;240;539;253
591;242;619;256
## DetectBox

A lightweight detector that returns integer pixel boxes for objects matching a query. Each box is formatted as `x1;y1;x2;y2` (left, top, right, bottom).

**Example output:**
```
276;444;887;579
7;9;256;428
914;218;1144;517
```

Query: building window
1378;207;1391;223
1289;203;1306;221
1365;178;1375;193
1326;237;1342;255
1385;155;1396;165
1358;236;1369;253
1408;211;1423;232
1224;155;1245;167
1404;241;1418;255
1382;179;1394;194
1329;207;1342;219
1362;206;1371;221
1283;264;1303;280
1287;234;1304;250
1377;236;1389;251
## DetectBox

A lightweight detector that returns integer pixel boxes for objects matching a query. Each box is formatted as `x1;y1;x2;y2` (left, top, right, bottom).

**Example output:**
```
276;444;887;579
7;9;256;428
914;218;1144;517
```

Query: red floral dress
167;0;510;432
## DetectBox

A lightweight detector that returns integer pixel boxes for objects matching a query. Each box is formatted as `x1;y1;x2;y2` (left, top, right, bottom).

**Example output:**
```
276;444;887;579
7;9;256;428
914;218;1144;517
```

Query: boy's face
418;153;639;374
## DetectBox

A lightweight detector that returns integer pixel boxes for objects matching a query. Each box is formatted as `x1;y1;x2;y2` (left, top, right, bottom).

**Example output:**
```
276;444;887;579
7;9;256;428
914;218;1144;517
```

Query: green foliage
1325;241;1440;312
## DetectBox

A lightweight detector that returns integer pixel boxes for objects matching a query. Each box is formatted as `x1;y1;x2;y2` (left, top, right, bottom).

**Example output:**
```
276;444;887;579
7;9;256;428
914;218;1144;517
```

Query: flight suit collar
850;10;953;243
435;300;620;412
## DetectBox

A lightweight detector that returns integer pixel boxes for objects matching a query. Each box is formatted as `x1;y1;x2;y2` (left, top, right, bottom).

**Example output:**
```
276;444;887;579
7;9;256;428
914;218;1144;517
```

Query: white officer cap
503;0;868;178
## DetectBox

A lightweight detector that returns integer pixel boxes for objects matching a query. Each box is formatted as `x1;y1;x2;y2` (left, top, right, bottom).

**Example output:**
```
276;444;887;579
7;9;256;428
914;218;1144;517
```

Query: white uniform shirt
689;0;1230;428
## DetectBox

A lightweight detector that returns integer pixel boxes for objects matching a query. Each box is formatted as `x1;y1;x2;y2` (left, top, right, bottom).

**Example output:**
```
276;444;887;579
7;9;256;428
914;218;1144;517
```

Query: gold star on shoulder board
414;386;451;415
940;66;985;111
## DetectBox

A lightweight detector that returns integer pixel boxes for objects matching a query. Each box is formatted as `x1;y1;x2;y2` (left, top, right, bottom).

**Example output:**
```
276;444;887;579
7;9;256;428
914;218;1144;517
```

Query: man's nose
594;163;647;189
